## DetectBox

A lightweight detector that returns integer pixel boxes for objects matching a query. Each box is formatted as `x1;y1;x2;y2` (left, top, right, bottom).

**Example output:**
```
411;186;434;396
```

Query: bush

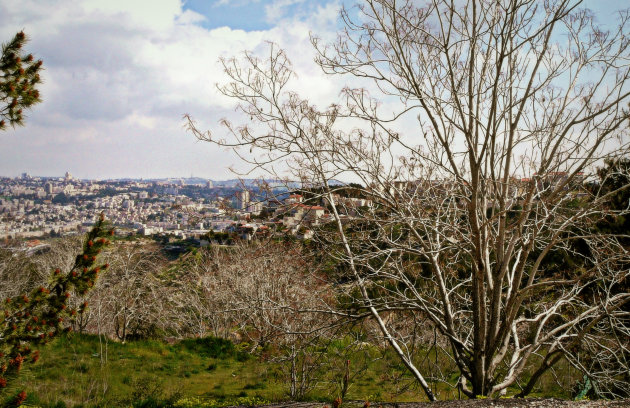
132;396;163;408
243;383;265;390
179;336;238;359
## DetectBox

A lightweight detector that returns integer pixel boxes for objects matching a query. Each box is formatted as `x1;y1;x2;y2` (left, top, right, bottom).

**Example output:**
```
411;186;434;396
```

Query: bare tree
174;242;337;398
216;242;333;399
167;249;233;339
0;236;84;303
187;0;630;400
97;243;167;343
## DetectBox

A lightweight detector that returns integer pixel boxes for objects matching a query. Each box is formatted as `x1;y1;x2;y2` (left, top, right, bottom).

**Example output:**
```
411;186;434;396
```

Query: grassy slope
14;334;279;407
9;334;578;407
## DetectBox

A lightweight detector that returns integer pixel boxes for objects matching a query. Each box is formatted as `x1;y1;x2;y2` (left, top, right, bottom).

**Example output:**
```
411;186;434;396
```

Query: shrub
179;337;236;359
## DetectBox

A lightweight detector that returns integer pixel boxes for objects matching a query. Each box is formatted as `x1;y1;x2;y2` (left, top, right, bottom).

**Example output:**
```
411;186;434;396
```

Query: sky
0;0;623;180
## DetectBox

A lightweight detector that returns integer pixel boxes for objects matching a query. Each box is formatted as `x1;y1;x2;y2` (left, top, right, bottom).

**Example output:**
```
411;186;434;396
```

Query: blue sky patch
182;0;345;31
183;0;272;31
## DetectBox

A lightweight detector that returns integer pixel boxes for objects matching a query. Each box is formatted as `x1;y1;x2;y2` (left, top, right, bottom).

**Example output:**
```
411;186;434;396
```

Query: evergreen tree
0;215;114;396
0;31;43;131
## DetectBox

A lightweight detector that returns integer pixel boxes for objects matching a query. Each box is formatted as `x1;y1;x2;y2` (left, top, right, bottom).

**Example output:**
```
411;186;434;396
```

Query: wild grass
8;334;581;407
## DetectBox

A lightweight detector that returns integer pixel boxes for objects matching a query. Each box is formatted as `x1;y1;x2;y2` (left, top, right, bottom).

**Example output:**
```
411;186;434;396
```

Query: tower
238;190;250;210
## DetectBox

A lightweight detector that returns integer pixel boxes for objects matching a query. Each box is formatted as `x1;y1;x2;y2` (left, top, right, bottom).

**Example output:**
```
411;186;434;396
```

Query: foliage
0;31;43;130
594;158;630;238
179;336;243;360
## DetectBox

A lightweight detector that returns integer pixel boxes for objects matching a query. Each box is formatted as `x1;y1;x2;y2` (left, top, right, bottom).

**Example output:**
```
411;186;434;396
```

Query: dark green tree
598;158;630;210
595;158;630;238
0;31;43;130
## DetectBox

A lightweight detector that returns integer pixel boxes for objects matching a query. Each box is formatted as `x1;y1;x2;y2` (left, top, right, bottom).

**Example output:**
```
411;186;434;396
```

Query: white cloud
176;9;207;25
0;0;349;179
211;0;263;7
82;0;184;31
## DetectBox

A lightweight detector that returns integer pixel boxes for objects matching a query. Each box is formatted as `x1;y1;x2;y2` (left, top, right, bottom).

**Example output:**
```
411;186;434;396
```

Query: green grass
6;334;580;407
11;334;284;407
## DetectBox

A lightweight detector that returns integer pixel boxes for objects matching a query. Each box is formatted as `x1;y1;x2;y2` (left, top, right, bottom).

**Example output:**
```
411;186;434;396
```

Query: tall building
44;182;53;194
64;171;73;181
238;190;250;210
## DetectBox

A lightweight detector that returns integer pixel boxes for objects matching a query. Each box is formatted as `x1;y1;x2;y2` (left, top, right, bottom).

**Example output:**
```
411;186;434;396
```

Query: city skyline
1;172;269;182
